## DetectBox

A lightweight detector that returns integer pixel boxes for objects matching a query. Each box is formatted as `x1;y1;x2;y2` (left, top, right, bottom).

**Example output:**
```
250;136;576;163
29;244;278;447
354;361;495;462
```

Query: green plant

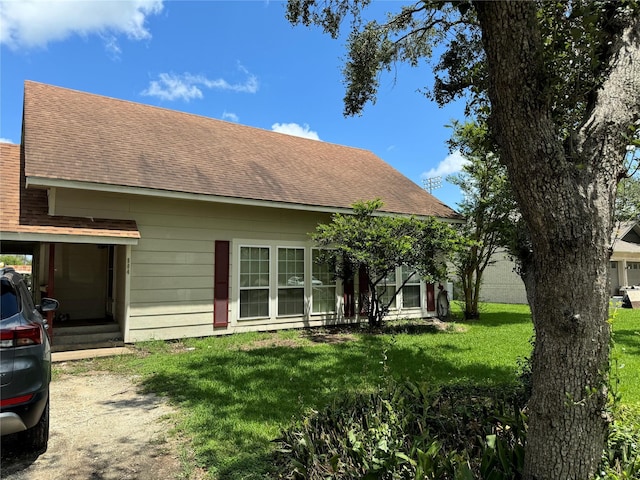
274;381;529;479
596;405;640;479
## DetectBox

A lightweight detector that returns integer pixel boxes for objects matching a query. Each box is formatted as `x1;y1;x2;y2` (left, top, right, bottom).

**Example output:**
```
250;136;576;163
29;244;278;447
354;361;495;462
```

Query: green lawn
59;303;640;479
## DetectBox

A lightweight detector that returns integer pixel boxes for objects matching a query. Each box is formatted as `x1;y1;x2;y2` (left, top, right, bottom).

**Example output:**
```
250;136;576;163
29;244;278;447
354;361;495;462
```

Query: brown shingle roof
22;81;458;219
0;142;140;241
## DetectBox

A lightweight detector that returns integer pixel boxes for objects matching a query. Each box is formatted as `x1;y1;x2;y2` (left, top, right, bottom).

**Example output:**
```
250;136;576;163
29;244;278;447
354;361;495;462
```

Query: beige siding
479;250;527;304
53;189;337;341
52;189;440;341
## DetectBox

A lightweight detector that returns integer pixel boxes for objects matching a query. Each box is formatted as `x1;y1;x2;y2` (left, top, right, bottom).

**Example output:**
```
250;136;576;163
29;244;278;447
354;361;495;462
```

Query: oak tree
287;1;640;479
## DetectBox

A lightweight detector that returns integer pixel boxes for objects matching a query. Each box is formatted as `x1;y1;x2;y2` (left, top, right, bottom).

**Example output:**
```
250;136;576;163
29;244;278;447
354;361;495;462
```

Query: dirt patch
236;332;358;351
1;371;198;480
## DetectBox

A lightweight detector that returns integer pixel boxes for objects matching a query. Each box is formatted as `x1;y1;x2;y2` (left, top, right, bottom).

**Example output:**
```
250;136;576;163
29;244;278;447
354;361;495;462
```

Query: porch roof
0;143;140;245
612;221;640;256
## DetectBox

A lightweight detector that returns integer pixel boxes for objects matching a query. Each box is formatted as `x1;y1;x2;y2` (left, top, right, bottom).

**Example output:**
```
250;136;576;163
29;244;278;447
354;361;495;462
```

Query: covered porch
0;142;140;350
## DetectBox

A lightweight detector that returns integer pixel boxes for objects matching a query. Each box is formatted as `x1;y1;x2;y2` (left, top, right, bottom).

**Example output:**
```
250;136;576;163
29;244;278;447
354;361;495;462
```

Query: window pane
312;286;336;313
278;248;304;287
312;250;336;286
240;289;269;318
401;266;419;284
403;285;421;308
377;283;396;309
240;247;270;318
312;250;337;313
0;280;20;320
278;287;304;316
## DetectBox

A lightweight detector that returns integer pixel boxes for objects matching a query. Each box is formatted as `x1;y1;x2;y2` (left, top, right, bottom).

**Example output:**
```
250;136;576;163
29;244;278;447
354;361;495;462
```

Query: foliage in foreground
274;382;529;480
596;404;640;480
276;366;640;480
274;382;640;480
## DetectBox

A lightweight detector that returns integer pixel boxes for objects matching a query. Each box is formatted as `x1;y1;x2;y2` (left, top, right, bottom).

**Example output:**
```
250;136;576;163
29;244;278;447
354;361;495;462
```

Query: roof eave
0;230;139;245
26;176;460;222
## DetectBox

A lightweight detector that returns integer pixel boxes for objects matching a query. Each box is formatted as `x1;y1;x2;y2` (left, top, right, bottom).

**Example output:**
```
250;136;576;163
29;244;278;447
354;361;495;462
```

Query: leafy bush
596;404;640;480
273;381;528;479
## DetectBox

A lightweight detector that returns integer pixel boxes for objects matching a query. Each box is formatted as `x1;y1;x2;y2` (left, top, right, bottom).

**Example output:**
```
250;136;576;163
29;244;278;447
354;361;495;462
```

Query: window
376;269;397;310
239;246;270;318
1;280;20;320
401;267;421;309
278;248;305;316
312;249;336;313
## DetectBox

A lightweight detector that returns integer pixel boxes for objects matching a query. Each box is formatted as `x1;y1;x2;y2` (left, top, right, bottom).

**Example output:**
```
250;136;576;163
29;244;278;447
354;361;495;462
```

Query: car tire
24;399;49;455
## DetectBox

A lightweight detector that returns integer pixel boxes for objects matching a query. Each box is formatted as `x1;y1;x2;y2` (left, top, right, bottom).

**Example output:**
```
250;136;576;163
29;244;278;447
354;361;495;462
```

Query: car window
1;279;20;320
16;278;36;314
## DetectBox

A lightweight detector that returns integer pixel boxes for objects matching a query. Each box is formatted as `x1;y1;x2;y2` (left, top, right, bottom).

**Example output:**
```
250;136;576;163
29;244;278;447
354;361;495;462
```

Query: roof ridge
23;80;374;154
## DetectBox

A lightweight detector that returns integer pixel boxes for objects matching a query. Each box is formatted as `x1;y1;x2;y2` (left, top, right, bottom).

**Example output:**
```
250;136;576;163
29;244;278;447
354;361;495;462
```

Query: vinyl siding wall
53;189;435;341
479;250;528;304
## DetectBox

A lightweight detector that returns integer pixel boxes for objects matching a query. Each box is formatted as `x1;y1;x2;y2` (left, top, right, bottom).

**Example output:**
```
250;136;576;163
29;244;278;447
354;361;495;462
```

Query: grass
55;303;640;479
610;306;640;403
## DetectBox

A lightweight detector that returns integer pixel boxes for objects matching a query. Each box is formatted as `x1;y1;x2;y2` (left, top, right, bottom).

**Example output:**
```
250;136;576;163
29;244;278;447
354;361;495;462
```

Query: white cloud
0;138;15;144
141;68;259;101
0;0;163;50
141;73;204;101
271;122;320;140
222;111;239;122
421;150;468;179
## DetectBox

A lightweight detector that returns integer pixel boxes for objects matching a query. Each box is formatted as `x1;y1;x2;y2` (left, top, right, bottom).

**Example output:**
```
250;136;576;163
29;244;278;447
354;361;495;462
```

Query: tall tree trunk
475;2;640;479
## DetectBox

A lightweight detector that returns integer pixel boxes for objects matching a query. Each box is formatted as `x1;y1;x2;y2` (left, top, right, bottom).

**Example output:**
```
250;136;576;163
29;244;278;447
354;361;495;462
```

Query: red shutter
426;283;436;312
214;241;230;328
344;278;355;318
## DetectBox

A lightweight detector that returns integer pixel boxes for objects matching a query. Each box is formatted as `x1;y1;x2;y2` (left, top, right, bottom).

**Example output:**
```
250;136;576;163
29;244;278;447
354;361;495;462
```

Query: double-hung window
311;249;336;313
401;266;421;308
376;269;397;310
278;247;305;316
239;246;270;318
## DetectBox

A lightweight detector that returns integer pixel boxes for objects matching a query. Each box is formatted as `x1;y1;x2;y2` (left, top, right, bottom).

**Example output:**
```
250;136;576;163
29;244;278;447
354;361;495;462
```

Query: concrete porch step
52;323;121;336
50;322;124;352
51;340;125;353
52;346;133;362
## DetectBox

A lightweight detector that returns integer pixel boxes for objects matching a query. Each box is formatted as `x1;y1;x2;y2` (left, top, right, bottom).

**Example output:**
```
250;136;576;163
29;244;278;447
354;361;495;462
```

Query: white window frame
277;246;306;317
400;266;422;310
310;248;338;314
238;244;271;320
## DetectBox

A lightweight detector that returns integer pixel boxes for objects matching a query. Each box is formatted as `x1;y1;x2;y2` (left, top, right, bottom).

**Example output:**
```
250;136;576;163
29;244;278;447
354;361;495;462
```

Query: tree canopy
312;199;462;326
446;120;518;319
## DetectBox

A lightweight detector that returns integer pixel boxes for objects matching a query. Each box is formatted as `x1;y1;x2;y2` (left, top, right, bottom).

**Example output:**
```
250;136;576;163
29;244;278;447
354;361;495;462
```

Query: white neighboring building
478;221;640;304
610;221;640;295
478;249;527;304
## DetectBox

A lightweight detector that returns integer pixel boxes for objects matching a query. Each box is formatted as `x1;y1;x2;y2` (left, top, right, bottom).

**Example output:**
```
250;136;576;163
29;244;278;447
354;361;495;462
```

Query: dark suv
0;267;58;454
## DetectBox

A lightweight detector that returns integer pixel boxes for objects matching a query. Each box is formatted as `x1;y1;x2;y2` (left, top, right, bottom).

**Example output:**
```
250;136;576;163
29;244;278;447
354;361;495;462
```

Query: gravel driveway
1;371;189;480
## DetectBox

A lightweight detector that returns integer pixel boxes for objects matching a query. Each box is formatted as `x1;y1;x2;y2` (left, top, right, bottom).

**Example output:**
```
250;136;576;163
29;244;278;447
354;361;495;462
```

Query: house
477;221;640;305
0;81;459;344
478;249;528;305
610;221;640;295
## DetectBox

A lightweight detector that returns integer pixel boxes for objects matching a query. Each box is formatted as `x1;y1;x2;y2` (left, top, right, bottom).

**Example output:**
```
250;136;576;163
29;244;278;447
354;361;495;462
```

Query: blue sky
0;0;469;209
